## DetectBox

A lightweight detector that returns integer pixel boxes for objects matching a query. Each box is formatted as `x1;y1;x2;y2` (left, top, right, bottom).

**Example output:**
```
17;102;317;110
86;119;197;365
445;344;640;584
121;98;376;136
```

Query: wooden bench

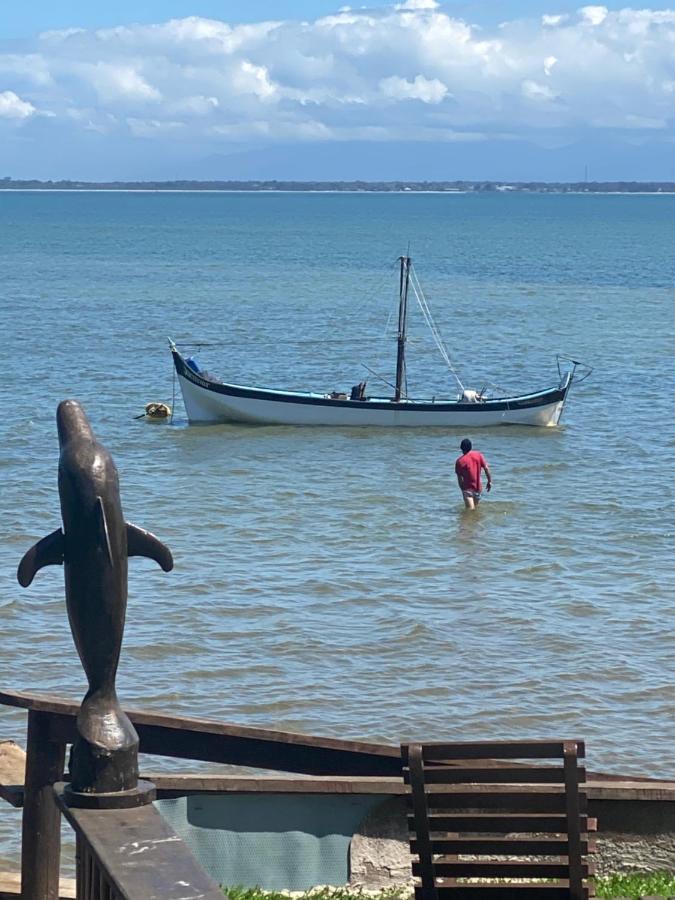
402;740;595;900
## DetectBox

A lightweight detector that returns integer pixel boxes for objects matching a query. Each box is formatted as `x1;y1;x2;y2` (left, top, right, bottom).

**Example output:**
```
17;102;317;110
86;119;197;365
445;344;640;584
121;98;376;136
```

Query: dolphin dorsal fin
94;496;114;566
17;529;65;588
126;523;174;572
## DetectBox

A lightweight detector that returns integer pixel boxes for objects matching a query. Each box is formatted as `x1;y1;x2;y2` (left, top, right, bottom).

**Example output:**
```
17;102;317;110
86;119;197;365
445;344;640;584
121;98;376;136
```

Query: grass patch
223;889;409;900
224;877;675;900
596;871;675;898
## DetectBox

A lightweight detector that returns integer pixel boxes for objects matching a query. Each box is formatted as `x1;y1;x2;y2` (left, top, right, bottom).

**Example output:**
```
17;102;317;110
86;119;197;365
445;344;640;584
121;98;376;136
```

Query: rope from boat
409;264;465;392
171;364;176;424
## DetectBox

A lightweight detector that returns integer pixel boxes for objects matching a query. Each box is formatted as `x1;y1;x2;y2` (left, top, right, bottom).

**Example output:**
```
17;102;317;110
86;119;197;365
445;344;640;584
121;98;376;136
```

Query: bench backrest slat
402;740;593;900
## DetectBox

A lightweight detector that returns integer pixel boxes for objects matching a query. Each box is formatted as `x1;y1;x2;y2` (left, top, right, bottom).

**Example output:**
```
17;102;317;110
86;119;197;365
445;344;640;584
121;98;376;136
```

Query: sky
2;1;675;181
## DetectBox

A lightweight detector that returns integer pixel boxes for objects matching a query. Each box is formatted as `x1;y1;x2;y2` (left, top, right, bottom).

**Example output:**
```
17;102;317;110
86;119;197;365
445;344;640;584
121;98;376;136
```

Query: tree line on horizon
2;176;675;192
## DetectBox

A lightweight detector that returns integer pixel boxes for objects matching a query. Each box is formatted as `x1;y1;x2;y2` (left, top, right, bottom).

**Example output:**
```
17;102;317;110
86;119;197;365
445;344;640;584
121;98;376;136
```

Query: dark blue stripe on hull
172;351;566;413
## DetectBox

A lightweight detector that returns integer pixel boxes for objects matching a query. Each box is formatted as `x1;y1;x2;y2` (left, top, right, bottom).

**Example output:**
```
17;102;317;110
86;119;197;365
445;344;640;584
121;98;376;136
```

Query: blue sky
2;1;675;180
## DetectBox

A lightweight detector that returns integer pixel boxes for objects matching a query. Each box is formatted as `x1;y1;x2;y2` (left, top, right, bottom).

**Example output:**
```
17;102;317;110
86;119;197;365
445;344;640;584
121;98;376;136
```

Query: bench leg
21;710;66;900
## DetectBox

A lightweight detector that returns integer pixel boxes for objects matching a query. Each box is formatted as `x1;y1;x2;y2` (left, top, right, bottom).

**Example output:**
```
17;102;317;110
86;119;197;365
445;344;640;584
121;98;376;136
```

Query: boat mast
395;255;411;401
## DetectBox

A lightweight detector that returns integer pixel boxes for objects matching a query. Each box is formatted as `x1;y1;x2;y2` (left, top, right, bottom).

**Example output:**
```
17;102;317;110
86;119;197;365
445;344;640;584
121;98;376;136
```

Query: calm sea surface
0;191;673;863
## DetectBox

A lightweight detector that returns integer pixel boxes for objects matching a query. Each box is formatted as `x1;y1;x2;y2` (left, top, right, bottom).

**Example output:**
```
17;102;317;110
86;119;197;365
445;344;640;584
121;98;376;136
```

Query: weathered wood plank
54;785;224;900
141;773;675;801
21;711;66;900
147;773;405;796
407;811;590;832
406;764;586;784
4;763;673;806
0;871;76;900
412;860;592;878
417;789;587;812
414;886;586;900
415;741;585;761
411;836;592;855
0;690;400;776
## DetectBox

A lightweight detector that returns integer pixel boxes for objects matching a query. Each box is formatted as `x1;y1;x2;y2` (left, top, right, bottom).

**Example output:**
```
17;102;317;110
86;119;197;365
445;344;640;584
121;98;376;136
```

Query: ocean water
0;191;674;863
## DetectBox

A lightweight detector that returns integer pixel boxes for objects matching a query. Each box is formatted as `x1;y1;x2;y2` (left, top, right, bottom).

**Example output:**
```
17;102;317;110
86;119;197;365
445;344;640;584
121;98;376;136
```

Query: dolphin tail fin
17;529;65;587
126;523;174;572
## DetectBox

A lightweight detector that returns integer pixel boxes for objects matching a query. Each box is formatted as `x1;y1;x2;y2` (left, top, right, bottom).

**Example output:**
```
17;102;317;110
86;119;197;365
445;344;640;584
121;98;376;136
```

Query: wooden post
406;743;438;900
564;740;585;900
21;710;65;900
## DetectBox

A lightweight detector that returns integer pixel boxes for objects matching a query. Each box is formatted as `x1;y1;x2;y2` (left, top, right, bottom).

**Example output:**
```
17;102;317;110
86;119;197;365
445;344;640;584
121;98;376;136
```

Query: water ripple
0;192;674;867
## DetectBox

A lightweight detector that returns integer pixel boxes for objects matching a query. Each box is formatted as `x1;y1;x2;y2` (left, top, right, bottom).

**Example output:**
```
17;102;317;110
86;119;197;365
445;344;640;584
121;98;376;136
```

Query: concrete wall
152;778;675;889
349;796;675;883
592;799;675;876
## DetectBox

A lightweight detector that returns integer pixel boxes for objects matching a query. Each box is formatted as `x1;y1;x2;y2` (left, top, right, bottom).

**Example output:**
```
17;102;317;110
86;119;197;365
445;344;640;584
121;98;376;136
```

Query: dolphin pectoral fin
17;529;65;587
126;523;174;572
94;496;114;566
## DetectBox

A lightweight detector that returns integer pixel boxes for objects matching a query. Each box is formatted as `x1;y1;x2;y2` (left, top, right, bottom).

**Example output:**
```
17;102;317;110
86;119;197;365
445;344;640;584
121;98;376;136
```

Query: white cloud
624;113;665;128
233;61;278;99
85;63;161;103
170;95;219;116
542;14;569;27
0;55;52;86
2;2;675;153
544;55;558;75
395;0;439;9
127;117;185;137
0;90;36;118
39;27;86;42
380;74;448;103
522;79;557;100
579;6;609;26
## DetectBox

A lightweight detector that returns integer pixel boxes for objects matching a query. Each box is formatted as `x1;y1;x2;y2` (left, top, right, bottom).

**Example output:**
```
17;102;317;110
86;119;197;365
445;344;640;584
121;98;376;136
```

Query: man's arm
482;457;492;492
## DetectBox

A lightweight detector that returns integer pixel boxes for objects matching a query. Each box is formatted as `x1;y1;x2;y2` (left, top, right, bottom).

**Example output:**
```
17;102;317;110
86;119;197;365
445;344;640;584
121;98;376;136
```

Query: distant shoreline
2;179;675;194
3;189;675;196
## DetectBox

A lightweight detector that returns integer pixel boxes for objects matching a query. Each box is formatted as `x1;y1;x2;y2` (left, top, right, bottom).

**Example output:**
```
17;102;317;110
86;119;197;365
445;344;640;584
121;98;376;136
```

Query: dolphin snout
57;400;95;447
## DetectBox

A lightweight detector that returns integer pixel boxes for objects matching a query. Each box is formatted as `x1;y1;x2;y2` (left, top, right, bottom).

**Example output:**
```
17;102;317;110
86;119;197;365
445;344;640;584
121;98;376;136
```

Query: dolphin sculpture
18;400;173;796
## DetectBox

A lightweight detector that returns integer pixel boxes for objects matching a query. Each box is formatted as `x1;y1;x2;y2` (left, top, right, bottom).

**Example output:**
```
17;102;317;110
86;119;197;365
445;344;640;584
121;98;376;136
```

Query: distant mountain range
2;177;675;192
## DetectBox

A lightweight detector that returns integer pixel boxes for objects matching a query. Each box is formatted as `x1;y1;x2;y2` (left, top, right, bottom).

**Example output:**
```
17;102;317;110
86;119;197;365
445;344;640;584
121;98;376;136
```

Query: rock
349;797;412;888
0;740;26;807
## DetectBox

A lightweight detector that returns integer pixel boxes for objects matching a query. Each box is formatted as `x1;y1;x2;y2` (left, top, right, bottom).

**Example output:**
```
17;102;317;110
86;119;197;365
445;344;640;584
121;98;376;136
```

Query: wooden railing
0;689;401;900
54;783;225;900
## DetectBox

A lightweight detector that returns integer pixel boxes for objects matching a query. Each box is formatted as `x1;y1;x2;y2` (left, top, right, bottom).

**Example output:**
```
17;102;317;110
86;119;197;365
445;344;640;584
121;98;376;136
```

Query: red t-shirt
455;450;487;493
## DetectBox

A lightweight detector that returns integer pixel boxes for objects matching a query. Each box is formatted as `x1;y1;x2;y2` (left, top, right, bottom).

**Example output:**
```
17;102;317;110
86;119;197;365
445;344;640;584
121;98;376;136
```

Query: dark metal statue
17;400;173;805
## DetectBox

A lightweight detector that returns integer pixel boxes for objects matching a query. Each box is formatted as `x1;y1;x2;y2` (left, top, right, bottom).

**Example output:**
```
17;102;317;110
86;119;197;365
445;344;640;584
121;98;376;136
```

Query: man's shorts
462;490;482;502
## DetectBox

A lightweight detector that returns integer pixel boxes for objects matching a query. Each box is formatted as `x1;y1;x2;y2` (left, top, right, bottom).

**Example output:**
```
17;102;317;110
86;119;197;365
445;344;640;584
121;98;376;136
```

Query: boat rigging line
360;363;399;394
408;262;465;394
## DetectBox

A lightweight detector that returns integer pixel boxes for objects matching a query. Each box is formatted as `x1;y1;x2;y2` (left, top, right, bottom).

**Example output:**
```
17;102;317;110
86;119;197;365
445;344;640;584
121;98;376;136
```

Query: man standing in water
455;438;492;509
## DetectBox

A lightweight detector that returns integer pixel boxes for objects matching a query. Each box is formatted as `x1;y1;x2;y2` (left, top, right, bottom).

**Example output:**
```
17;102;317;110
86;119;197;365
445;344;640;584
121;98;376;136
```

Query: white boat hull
173;351;571;428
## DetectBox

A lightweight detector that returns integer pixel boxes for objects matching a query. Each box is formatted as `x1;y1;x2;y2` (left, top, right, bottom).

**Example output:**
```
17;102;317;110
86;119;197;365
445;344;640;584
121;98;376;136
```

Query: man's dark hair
460;438;472;453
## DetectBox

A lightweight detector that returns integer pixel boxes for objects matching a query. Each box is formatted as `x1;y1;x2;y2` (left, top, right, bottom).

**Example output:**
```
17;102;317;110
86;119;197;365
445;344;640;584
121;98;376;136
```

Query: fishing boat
170;256;589;427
